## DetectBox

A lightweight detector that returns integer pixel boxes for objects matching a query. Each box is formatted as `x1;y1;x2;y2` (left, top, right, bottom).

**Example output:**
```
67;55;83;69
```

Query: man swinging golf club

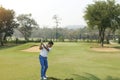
39;40;54;80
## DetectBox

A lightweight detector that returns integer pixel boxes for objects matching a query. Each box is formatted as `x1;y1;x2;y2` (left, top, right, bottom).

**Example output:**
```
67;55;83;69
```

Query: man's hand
39;42;43;50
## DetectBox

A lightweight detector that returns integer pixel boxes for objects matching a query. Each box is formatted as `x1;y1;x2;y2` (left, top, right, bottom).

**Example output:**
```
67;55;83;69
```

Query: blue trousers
39;55;48;78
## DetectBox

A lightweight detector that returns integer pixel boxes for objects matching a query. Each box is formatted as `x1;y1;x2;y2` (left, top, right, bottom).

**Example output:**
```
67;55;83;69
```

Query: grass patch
0;42;120;80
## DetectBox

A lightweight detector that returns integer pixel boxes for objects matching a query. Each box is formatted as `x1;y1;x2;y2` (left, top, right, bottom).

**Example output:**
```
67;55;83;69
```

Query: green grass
0;42;120;80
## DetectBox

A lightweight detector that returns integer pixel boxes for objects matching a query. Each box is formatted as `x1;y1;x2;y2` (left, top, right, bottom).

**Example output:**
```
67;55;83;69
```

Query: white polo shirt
40;45;51;57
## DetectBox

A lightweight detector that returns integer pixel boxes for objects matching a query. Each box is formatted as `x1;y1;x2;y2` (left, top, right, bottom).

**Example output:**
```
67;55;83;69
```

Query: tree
107;0;120;43
17;14;38;41
0;6;18;46
84;0;120;47
53;15;61;41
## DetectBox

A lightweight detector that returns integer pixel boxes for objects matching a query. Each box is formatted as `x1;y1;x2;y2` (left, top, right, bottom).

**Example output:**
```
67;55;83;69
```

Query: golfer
39;41;54;80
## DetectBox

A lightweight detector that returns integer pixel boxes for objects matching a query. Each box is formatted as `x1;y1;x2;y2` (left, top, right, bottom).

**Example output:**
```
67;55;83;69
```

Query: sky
0;0;120;28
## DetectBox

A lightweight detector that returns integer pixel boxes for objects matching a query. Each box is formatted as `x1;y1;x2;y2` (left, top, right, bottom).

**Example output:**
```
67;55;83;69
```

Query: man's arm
42;44;50;51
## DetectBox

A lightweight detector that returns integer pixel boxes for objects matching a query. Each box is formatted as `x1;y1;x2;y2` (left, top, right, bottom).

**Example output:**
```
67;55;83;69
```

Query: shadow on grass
47;77;61;80
73;73;100;80
42;73;120;80
113;46;120;49
47;77;73;80
73;73;120;80
105;76;120;80
0;44;20;50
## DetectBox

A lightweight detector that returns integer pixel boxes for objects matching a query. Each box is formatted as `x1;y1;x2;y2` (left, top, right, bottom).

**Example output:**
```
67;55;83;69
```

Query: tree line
13;26;120;43
0;0;120;47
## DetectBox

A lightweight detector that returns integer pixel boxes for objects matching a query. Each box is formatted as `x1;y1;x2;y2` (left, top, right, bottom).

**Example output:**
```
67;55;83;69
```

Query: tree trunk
0;37;4;46
99;27;105;47
0;33;4;46
106;36;110;44
0;40;4;46
25;36;29;41
112;30;116;41
118;35;120;44
3;33;7;43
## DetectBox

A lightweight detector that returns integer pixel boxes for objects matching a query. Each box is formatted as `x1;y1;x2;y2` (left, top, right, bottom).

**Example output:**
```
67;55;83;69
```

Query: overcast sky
0;0;120;28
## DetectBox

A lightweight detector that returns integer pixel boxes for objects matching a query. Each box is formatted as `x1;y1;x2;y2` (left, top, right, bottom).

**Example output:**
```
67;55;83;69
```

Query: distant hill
65;25;85;29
